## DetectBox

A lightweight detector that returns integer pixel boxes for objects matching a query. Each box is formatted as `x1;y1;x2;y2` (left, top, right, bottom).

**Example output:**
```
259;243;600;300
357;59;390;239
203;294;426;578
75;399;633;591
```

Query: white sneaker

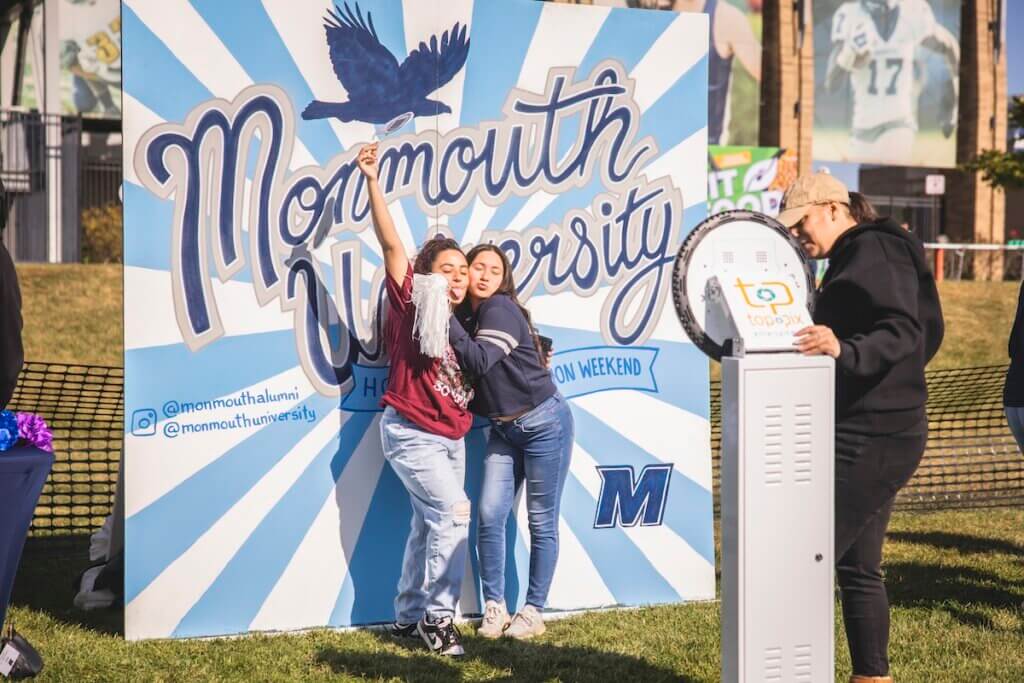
73;565;117;611
504;604;546;639
417;616;465;657
477;600;511;639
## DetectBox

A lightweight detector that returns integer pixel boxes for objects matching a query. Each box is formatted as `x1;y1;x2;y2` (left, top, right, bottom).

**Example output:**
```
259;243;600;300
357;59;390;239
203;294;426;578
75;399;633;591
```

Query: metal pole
43;0;61;263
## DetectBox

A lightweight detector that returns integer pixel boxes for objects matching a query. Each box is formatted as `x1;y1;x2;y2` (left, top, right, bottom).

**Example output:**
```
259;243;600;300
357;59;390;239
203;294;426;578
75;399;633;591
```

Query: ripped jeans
380;406;470;622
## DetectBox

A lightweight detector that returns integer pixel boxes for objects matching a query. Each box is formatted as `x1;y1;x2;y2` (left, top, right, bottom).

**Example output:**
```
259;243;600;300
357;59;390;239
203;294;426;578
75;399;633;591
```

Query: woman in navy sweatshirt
448;244;574;640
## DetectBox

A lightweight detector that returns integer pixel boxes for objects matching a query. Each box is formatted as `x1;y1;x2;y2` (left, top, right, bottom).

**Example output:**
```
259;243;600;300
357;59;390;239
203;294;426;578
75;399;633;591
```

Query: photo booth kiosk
672;211;835;683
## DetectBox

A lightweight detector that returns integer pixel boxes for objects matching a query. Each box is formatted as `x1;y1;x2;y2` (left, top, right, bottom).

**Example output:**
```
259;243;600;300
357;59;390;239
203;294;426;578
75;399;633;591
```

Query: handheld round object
382;112;414;136
671;210;817;361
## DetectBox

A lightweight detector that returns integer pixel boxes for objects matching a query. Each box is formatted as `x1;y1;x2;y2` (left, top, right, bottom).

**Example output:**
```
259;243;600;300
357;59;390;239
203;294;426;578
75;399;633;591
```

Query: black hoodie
1004;282;1024;407
813;218;944;433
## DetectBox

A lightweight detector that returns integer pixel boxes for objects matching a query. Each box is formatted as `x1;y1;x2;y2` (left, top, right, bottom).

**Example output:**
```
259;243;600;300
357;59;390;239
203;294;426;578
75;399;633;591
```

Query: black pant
835;423;927;677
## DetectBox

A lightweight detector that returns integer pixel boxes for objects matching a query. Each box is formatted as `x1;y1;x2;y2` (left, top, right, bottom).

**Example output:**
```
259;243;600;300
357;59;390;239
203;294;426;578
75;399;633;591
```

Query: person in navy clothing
448;244;575;640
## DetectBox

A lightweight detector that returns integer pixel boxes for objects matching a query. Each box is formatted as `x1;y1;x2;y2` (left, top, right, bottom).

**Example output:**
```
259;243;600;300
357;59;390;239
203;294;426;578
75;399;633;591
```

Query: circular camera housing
671;210;817;361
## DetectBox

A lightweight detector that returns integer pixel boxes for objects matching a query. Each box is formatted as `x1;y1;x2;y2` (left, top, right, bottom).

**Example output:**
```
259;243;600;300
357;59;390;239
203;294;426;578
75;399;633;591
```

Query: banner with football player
812;0;962;167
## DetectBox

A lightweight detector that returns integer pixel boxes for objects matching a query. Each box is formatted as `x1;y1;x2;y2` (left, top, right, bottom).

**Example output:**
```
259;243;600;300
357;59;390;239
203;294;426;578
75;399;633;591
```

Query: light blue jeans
478;393;574;609
380;406;470;622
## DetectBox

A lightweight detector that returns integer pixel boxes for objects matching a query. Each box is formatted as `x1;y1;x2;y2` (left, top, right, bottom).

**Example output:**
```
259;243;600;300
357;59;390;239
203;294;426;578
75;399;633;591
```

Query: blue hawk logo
302;2;470;126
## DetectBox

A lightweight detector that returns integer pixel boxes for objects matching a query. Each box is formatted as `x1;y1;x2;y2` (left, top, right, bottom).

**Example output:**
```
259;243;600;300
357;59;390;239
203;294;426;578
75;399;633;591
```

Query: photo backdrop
557;0;763;146
122;0;714;640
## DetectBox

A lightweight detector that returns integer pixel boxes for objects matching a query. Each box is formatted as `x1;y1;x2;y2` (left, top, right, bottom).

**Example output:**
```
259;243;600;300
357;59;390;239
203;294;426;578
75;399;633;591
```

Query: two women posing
357;143;575;657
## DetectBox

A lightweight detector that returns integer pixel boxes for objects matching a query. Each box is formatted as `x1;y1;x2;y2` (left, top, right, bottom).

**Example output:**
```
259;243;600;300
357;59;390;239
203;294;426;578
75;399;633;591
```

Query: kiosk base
720;354;835;683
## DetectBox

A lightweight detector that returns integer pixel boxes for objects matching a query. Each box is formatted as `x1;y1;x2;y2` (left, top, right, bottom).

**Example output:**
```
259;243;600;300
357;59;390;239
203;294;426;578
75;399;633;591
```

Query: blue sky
1009;0;1023;96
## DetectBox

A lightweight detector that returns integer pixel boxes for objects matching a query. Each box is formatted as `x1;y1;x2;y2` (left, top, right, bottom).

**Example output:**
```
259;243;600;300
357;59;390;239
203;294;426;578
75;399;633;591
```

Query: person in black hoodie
779;173;943;683
1004;283;1024;452
0;177;23;410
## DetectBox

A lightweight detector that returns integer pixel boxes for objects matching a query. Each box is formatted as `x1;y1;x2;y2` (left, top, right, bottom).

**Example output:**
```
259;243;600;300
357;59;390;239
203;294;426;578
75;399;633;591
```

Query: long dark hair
383;236;463;355
462;244;545;364
847;192;879;224
413;235;463;274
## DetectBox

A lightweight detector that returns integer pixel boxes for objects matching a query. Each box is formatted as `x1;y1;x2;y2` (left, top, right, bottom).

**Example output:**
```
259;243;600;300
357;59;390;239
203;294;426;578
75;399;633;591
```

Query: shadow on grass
885;560;1024;630
888;530;1024;558
10;536;123;636
316;629;695;682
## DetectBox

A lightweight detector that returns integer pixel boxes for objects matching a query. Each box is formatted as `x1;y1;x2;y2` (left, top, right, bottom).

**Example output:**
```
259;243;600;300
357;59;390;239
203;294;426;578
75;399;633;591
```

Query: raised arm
720;2;761;81
357;143;408;283
825;42;849;93
825;4;870;93
922;22;960;72
922;23;960;137
449;298;522;380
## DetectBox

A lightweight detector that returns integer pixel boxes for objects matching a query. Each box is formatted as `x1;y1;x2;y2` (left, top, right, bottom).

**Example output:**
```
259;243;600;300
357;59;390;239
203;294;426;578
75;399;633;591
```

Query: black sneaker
388;622;419;639
417;616;465;657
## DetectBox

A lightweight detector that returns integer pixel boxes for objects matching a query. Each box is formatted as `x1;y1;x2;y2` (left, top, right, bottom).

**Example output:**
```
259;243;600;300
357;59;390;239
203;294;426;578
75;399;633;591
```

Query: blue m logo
594;464;673;528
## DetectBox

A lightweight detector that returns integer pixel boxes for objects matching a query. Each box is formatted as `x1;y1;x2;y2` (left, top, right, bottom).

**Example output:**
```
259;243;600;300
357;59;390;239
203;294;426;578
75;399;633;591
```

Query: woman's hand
794;325;842;358
357;143;379;182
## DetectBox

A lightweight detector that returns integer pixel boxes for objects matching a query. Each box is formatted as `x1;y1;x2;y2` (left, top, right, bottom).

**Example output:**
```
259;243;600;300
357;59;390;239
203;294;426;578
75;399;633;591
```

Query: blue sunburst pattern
123;0;713;640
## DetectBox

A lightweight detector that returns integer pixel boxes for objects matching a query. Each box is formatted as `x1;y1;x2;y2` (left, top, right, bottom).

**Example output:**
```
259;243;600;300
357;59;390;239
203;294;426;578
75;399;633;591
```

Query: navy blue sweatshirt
449;294;557;419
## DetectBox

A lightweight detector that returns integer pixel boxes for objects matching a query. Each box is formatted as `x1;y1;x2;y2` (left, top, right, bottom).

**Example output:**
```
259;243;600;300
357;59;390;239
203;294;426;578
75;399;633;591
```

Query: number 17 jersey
832;0;937;133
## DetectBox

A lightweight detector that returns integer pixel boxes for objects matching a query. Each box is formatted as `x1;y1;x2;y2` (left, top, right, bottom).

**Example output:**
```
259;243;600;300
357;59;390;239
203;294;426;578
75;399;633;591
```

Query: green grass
10;509;1024;682
15;264;123;368
7;272;1023;680
930;281;1019;370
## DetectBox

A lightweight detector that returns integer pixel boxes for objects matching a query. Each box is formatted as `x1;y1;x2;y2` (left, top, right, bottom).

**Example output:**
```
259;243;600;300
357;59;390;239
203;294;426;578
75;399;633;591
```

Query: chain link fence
8;363;123;537
709;365;1024;513
906;366;1024;509
8;362;1022;538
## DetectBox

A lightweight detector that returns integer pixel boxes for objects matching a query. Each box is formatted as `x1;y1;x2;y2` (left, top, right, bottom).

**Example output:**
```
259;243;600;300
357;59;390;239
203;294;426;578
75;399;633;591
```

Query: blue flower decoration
0;410;19;451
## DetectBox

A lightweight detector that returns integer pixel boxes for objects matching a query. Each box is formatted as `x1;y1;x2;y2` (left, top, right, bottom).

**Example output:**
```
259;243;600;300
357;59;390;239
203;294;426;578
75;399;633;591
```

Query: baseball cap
777;172;851;228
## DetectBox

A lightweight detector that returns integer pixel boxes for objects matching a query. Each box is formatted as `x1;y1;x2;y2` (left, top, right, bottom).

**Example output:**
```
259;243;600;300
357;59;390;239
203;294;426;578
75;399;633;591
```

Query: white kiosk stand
672;212;835;683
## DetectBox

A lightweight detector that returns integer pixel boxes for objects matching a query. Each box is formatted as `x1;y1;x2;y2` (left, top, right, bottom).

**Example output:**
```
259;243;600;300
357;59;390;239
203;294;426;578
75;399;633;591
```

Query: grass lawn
16;264;123;368
10;508;1024;682
13;265;1021;370
931;281;1020;369
9;268;1022;681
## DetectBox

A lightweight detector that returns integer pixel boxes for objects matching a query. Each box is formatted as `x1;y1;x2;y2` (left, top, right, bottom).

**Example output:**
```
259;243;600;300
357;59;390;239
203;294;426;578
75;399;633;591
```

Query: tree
961;95;1024;189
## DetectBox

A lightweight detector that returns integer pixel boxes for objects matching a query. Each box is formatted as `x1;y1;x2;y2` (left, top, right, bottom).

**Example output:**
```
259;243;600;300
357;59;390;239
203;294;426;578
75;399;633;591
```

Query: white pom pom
411;273;451;359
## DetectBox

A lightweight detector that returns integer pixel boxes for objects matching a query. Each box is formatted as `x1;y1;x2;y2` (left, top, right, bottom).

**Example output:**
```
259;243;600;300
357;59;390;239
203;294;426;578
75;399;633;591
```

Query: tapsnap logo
732;277;806;328
733;278;794;314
